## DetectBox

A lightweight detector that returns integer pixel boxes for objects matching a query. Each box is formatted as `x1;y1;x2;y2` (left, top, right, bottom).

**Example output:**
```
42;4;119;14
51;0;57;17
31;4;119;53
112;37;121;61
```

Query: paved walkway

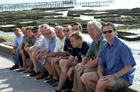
0;52;140;92
0;52;55;92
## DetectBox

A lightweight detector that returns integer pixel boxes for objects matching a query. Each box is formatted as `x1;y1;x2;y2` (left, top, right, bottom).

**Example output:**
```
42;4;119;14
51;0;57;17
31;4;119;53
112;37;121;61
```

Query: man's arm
98;65;105;78
114;65;132;79
84;58;100;68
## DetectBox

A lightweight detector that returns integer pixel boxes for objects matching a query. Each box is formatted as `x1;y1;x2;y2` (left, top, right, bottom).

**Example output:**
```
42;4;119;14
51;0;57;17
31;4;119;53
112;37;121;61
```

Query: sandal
54;89;62;92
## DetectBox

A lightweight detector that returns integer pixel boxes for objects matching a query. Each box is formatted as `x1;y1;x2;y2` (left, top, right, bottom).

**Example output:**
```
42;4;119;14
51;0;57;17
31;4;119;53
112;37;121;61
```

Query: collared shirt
54;37;66;53
86;34;106;58
13;34;23;47
38;37;49;49
71;41;90;62
99;36;136;84
34;35;44;47
47;35;58;53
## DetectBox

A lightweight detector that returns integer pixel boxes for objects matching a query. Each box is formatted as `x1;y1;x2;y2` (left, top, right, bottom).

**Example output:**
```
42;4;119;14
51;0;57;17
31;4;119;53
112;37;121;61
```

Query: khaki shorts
113;77;130;91
95;73;130;91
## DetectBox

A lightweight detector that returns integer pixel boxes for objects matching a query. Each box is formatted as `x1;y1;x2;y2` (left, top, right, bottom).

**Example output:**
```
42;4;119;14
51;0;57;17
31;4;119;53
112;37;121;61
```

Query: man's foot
10;65;19;70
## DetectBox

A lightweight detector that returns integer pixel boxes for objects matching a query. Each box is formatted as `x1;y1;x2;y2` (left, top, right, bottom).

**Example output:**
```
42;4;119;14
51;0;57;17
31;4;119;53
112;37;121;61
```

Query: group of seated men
10;20;136;92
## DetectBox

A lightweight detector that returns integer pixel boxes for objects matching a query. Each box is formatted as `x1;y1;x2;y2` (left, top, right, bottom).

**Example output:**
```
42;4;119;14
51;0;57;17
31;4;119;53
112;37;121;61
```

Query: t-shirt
99;36;136;84
64;38;73;55
71;41;90;62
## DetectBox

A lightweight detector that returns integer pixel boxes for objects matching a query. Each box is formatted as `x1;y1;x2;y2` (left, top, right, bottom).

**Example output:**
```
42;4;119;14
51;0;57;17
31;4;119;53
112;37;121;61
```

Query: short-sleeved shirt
54;37;66;53
38;37;49;49
27;35;37;47
47;35;58;53
13;34;23;47
99;36;136;84
71;41;90;62
64;38;73;54
34;35;44;47
86;34;107;59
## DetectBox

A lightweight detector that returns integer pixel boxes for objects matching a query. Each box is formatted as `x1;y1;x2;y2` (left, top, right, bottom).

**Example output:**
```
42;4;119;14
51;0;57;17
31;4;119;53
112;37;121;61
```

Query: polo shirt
86;34;107;58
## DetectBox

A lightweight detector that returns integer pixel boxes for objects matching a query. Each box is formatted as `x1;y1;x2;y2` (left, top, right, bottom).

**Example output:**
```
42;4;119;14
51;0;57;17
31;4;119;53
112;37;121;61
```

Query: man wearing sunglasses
41;26;65;86
81;22;136;92
37;27;58;78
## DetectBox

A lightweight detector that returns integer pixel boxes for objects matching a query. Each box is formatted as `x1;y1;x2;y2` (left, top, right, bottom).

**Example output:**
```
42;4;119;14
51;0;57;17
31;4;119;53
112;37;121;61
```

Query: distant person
10;28;23;70
81;22;136;92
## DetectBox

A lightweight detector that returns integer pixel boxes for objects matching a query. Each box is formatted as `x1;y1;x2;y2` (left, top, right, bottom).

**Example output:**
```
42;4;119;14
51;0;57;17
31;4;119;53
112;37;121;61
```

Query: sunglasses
63;30;70;32
33;31;38;33
45;32;52;35
102;30;113;34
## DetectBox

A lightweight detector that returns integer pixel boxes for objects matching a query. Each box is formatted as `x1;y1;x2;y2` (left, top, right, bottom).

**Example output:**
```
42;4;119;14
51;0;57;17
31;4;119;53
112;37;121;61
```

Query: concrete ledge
0;43;12;56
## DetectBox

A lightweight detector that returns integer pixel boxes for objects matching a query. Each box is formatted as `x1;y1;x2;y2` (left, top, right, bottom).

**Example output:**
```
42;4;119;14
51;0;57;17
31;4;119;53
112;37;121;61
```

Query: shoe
44;74;53;80
49;79;58;85
30;72;40;77
24;70;34;73
10;65;19;70
17;69;25;72
46;78;53;83
36;72;47;79
51;80;59;87
63;80;73;92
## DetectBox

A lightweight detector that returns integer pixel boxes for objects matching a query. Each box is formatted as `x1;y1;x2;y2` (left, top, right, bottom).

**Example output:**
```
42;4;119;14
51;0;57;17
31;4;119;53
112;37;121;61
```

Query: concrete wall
0;43;13;56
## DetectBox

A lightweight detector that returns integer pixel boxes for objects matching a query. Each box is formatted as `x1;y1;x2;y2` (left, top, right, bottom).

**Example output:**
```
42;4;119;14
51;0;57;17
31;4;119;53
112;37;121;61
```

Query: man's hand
78;64;84;76
12;49;16;55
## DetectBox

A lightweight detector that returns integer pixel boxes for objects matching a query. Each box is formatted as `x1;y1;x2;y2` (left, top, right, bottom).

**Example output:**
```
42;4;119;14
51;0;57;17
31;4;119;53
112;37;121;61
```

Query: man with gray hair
72;20;107;92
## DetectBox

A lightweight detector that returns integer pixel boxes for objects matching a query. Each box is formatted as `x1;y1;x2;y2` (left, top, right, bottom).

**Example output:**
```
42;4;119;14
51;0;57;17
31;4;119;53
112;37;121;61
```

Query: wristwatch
114;73;119;78
59;56;62;59
69;67;73;71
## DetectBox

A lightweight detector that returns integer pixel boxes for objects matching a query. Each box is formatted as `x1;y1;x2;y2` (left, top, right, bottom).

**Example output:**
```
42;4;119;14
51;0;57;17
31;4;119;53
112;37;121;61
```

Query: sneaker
10;65;19;70
51;80;59;87
36;72;47;79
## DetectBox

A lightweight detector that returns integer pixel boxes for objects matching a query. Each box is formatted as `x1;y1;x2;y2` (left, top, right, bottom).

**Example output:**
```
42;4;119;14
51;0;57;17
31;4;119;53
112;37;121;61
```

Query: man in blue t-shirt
54;31;90;92
81;22;136;92
10;28;23;70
